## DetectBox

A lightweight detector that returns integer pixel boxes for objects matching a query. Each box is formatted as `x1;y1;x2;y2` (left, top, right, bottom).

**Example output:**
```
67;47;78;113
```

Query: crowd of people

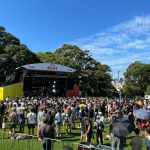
0;96;150;150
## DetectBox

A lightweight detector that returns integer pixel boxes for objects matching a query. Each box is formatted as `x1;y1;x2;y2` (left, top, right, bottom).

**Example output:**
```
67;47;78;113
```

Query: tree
145;85;150;95
37;44;115;96
123;61;150;97
0;26;40;85
4;44;40;67
0;54;16;84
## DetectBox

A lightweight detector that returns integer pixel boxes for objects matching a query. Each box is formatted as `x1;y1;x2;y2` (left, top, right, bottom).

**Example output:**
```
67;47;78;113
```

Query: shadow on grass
127;135;134;139
62;138;80;142
104;143;111;147
72;128;80;131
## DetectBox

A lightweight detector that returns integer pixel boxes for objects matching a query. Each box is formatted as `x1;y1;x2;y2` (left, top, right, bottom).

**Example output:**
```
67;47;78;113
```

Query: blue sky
0;0;150;78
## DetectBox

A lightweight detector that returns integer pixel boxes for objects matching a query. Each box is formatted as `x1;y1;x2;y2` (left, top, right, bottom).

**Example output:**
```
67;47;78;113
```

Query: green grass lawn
0;122;147;150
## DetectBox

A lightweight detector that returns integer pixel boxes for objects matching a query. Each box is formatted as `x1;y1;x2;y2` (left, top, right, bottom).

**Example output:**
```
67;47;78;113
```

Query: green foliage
145;85;150;95
0;54;16;84
123;61;150;97
4;44;40;67
0;26;40;84
37;44;115;96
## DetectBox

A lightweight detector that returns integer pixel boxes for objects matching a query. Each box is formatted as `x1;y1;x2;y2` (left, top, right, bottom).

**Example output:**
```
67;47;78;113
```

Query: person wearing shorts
9;108;18;140
27;108;36;135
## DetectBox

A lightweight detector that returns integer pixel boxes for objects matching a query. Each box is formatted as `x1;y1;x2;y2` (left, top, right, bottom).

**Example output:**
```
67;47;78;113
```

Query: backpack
96;121;104;132
79;110;85;119
57;113;62;123
19;111;25;123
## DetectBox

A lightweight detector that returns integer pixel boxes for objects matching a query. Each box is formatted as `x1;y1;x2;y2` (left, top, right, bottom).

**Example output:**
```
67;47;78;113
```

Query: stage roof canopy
17;63;75;73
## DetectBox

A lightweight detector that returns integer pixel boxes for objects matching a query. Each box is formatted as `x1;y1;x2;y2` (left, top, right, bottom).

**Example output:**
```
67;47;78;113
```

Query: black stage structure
16;63;75;97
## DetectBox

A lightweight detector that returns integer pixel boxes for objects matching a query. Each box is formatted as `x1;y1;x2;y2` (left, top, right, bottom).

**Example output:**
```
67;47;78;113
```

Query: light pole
117;70;122;107
117;85;122;108
118;87;121;106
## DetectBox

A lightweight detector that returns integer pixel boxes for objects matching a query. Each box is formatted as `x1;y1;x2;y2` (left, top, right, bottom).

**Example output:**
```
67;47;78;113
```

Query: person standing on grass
9;107;18;140
130;128;143;150
37;107;44;136
79;106;85;128
94;113;105;145
2;114;7;139
27;108;36;135
39;117;56;150
80;117;88;142
55;109;62;137
85;119;93;145
0;101;5;128
145;127;150;150
18;108;25;133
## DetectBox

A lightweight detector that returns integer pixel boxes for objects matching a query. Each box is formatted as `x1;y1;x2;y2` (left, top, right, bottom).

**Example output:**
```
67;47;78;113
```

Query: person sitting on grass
130;128;143;150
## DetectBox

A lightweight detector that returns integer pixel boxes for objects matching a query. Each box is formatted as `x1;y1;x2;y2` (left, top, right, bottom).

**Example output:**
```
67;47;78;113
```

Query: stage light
52;89;56;93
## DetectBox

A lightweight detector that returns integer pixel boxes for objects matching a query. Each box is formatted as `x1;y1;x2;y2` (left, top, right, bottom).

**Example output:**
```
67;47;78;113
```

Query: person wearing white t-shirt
27;108;36;135
37;108;44;128
37;107;44;136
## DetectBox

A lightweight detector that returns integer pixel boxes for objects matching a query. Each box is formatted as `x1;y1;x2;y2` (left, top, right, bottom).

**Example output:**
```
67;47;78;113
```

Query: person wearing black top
86;119;93;144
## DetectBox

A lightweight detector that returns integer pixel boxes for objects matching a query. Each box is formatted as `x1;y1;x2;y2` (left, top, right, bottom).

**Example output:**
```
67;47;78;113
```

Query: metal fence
72;143;112;150
0;132;64;150
0;131;111;150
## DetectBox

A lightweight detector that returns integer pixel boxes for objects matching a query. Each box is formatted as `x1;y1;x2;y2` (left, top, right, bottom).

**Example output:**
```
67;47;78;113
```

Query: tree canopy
37;44;116;96
123;61;150;97
0;26;40;84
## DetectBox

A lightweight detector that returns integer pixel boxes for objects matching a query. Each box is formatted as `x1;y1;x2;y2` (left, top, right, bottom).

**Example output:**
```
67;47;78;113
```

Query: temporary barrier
72;143;112;150
0;132;65;150
0;82;23;100
0;131;111;150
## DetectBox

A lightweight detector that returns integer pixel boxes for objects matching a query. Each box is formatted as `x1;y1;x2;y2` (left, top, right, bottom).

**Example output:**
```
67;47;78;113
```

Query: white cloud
71;15;150;77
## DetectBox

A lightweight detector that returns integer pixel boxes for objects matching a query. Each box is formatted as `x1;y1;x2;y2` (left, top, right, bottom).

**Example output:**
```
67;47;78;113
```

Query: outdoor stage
16;63;79;97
